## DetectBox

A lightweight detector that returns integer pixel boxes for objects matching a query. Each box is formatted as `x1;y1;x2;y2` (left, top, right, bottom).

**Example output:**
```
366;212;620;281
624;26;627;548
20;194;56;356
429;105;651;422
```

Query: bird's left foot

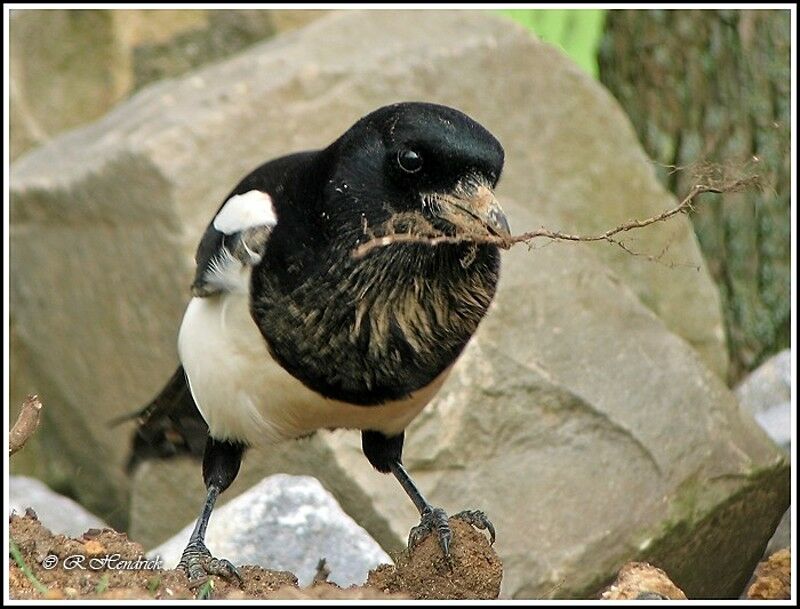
408;507;496;557
178;539;242;589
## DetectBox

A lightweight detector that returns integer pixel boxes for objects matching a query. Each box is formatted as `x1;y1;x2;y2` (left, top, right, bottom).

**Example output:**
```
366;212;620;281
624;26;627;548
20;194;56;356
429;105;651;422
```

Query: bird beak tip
487;202;511;239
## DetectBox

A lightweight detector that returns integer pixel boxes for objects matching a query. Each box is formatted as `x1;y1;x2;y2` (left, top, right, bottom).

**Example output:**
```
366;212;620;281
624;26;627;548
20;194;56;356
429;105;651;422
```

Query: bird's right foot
408;506;453;556
177;539;242;589
408;506;496;558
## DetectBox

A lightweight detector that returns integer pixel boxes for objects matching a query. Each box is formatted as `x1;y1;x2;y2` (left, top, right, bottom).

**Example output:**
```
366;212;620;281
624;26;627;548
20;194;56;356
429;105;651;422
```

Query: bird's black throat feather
250;238;499;406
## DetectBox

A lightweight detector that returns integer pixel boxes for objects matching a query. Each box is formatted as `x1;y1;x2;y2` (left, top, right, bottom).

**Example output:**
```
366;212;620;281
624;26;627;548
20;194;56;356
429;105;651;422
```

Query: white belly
177;294;448;446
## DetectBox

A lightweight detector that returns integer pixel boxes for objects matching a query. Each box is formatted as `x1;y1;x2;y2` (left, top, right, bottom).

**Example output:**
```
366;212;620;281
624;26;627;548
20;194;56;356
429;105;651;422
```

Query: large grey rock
9;9;327;159
10;9;131;159
149;474;390;587
10;9;786;600
9;476;108;538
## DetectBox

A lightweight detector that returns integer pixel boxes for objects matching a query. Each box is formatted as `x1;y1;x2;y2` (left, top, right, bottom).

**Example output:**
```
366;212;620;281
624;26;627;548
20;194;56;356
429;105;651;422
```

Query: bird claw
178;539;242;589
408;507;495;558
453;509;496;545
409;506;452;555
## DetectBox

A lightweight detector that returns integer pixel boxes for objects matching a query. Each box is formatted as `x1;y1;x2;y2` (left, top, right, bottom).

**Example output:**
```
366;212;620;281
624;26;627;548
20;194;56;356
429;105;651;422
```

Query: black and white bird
126;102;510;586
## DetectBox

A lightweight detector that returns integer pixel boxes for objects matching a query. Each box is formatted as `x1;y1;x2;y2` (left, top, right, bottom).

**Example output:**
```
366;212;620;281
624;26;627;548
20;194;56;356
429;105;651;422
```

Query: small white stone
149;474;391;587
9;476;108;537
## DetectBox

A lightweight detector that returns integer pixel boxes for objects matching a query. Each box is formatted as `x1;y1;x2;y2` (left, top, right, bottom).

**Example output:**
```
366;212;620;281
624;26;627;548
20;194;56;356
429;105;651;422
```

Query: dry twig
352;175;759;260
9;395;43;456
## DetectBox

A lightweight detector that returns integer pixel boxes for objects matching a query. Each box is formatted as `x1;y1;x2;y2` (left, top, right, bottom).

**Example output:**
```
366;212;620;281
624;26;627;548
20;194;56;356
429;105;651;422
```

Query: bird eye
397;149;423;173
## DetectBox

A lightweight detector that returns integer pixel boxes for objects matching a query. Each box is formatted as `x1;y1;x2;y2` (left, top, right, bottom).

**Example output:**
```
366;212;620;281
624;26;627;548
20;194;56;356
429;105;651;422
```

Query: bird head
321;102;510;245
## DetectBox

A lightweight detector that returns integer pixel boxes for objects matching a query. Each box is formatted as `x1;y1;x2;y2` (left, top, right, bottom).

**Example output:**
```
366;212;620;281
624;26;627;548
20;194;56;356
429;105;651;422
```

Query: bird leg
178;485;242;587
178;437;245;588
389;460;496;557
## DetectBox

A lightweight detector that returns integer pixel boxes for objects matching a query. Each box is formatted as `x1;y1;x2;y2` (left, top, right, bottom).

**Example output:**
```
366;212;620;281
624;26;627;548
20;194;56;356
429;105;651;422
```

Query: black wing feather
121;366;208;471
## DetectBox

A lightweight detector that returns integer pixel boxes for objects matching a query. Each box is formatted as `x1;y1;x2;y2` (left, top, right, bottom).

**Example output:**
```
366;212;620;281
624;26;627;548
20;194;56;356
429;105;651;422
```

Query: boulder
9;476;108;538
10;9;133;159
10;9;787;600
9;8;327;159
149;474;390;587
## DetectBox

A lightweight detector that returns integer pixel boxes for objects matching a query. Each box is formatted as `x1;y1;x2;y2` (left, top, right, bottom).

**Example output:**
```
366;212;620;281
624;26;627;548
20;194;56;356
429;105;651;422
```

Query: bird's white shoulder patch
213;190;277;235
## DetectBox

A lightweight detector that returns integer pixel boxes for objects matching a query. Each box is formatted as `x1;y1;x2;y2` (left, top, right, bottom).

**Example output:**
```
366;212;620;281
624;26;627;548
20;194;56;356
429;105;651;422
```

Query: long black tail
114;366;208;472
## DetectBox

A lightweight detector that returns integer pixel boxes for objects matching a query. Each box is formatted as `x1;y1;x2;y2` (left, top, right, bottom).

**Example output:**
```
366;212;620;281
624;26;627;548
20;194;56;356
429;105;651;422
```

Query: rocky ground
9;510;501;600
10;510;789;600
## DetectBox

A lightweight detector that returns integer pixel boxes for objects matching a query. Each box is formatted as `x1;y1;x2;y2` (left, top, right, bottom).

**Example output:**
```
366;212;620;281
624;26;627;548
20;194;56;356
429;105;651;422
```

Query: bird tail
111;366;208;472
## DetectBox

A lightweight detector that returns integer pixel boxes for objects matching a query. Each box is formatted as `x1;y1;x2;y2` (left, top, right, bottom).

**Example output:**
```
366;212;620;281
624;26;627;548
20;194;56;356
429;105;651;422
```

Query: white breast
177;293;448;447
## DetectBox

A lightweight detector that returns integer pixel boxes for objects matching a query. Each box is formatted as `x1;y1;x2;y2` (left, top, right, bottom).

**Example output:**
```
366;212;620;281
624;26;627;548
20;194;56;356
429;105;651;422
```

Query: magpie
127;102;510;586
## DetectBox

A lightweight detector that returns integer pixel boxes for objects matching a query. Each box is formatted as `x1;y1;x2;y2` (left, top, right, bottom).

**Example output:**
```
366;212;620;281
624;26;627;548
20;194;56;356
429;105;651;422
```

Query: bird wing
191;189;277;296
117;365;208;471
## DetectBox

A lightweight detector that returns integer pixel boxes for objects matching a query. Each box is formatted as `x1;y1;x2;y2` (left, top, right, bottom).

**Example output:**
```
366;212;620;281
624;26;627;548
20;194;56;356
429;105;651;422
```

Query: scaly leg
389;460;495;555
177;437;245;588
362;430;495;557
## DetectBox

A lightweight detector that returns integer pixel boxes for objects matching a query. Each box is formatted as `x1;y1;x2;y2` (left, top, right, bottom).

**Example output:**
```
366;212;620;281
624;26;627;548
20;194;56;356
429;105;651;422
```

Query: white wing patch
213;190;277;235
193;189;277;297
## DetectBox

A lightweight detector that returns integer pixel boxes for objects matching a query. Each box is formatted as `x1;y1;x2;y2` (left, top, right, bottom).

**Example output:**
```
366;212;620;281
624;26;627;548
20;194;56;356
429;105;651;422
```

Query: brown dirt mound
368;517;502;599
8;510;502;600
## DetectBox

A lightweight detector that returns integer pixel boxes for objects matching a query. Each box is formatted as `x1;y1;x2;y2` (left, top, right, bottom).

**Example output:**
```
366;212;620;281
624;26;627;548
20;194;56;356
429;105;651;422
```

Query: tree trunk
598;9;791;384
